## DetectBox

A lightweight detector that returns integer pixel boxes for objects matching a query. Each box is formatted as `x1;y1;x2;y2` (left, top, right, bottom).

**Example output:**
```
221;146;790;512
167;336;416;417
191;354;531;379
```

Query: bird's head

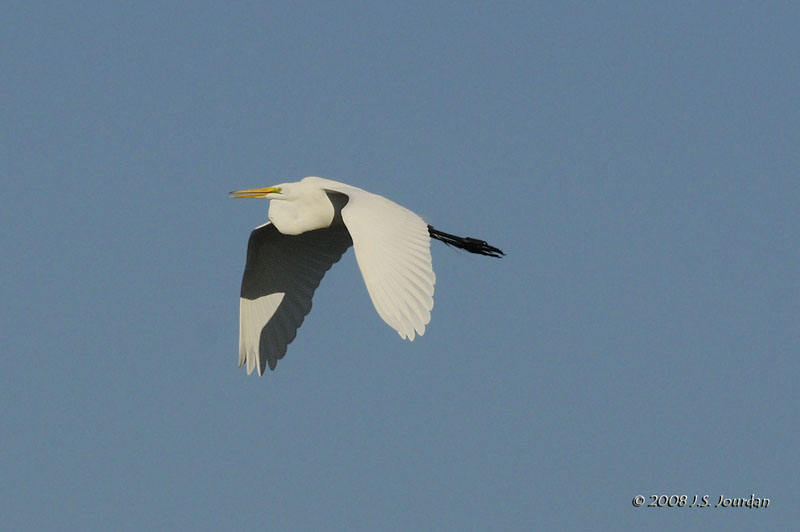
231;179;337;235
229;185;285;200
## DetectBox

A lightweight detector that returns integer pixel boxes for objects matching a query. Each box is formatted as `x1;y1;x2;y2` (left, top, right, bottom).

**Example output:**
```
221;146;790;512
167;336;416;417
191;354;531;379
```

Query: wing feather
329;186;436;340
239;222;352;373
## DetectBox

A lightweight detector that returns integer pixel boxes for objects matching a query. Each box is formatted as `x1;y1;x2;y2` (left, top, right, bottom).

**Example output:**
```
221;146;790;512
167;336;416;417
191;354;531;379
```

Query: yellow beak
229;186;282;199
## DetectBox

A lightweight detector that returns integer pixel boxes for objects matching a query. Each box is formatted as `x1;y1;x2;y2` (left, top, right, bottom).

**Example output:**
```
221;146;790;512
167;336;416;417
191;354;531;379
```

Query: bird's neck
267;193;335;235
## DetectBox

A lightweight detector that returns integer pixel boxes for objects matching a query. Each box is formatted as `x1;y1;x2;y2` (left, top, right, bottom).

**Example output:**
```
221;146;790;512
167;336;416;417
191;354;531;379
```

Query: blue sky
2;2;798;530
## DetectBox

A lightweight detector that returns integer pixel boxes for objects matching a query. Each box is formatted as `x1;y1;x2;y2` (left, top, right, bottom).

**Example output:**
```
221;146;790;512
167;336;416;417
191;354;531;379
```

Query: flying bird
231;176;504;374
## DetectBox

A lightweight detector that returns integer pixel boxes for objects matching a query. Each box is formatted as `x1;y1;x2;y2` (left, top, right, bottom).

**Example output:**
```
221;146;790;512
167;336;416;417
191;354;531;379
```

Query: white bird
231;176;503;374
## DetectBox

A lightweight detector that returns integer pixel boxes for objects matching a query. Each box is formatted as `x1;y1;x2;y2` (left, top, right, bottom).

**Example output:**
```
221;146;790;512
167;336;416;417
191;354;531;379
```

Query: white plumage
231;176;503;374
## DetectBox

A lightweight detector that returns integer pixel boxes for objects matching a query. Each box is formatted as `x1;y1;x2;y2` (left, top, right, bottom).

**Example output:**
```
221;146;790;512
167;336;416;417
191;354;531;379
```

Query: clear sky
2;2;798;530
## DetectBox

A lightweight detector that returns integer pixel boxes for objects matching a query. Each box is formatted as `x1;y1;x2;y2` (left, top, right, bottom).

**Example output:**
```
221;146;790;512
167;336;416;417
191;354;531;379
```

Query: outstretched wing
239;222;352;374
334;187;435;340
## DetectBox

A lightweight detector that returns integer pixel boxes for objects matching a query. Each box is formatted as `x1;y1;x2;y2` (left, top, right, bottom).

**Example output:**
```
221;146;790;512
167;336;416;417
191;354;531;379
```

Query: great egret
231;176;503;374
